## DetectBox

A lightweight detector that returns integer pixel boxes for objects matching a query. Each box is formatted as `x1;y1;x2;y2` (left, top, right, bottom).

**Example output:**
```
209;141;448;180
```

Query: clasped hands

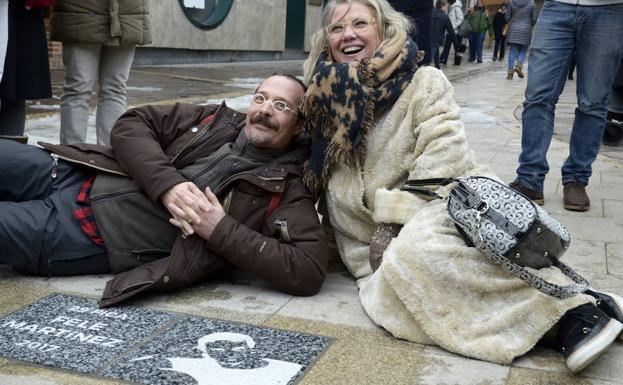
161;182;225;239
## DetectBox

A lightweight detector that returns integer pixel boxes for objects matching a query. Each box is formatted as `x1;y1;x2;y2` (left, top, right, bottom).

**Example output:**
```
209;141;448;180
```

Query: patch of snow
201;94;253;112
29;104;60;110
126;86;163;92
225;77;264;89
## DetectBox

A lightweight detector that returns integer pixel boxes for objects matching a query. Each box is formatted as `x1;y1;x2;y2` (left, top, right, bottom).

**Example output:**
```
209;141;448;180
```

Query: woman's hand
369;223;402;272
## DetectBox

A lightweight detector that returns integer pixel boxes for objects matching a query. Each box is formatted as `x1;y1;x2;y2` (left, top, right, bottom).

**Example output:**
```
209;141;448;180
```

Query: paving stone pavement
2;48;623;385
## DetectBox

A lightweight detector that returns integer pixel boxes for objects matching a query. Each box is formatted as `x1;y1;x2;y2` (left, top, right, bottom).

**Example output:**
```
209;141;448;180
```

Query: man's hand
162;182;205;236
169;187;226;240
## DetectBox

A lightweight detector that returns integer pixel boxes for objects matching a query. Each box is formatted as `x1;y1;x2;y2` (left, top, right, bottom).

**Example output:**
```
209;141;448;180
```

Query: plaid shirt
71;114;217;247
73;175;104;246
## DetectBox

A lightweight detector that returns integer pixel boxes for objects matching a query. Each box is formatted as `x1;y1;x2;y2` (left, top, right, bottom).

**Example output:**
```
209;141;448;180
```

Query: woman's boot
514;63;524;78
506;69;514;80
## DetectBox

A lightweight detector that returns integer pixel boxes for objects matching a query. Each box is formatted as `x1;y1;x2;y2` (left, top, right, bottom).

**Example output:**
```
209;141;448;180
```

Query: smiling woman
301;0;623;375
325;3;381;64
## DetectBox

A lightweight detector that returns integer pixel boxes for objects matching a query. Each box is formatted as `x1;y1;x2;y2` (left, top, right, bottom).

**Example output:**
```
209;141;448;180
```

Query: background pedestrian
50;0;151;146
0;0;52;142
439;0;463;65
491;3;507;62
504;0;536;79
511;0;623;212
431;0;456;69
466;0;492;64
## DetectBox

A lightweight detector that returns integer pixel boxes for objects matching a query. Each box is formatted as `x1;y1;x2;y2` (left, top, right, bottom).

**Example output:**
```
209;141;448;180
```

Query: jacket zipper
51;153;126;176
274;219;291;242
50;153;59;179
90;190;143;205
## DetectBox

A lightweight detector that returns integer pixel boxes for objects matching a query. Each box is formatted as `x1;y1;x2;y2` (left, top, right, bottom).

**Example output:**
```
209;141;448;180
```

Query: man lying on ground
0;74;328;307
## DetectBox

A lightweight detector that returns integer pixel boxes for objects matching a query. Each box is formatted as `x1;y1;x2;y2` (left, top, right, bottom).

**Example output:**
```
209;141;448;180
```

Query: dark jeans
440;34;463;63
493;35;506;59
432;46;441;68
468;31;485;61
0;139;109;275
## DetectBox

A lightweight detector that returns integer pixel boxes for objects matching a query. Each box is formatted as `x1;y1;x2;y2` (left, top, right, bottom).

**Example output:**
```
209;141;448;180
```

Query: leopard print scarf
302;30;421;196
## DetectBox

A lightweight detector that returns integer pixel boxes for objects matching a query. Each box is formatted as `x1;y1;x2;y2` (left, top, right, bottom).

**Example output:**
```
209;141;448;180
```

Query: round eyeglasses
251;94;298;114
325;17;376;40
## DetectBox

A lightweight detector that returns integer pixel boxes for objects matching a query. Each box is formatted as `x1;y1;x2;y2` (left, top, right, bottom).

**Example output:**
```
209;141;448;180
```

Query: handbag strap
490;253;589;299
402;178;457;199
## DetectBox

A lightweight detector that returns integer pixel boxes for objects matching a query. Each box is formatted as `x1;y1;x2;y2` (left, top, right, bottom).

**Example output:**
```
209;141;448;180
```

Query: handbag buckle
474;201;489;246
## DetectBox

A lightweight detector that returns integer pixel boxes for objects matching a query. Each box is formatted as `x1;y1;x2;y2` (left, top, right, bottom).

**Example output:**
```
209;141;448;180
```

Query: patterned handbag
402;176;589;299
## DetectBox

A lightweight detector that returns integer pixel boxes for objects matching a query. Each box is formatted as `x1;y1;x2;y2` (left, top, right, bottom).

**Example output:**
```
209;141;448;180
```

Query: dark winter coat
432;8;456;47
505;0;536;46
0;0;51;101
40;103;329;307
492;10;507;38
388;0;434;64
50;0;151;45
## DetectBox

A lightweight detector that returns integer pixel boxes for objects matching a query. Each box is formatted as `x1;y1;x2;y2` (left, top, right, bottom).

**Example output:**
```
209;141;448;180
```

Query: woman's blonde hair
303;0;413;84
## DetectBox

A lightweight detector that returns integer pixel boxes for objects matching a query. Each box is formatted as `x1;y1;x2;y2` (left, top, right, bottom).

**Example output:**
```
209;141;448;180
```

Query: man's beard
247;114;278;146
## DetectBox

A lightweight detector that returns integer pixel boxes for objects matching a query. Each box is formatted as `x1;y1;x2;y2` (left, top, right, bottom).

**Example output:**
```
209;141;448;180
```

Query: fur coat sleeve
370;67;490;225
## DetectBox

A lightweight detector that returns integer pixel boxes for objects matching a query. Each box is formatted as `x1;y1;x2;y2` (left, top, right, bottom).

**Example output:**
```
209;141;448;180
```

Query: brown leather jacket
40;102;328;307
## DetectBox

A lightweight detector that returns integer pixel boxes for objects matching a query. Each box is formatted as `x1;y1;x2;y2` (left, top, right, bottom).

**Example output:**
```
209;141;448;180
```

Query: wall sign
179;0;235;30
0;294;332;385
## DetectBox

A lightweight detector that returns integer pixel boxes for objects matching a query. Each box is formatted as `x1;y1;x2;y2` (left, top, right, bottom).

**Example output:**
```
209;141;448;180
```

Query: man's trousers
0;139;109;275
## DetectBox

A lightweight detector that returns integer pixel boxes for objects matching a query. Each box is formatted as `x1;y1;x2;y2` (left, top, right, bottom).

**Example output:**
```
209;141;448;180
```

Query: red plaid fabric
73;175;104;246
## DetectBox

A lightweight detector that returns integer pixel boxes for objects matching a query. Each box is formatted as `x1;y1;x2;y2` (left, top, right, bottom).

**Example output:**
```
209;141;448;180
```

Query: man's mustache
249;114;278;130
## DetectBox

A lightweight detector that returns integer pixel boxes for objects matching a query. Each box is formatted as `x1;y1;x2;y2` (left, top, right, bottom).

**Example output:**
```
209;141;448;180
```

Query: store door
285;0;306;49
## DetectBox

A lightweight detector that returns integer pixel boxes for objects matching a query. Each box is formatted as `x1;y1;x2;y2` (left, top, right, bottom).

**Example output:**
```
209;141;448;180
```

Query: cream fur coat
324;67;591;364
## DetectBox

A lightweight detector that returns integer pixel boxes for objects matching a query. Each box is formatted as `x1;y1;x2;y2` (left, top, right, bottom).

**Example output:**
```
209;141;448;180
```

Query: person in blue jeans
466;0;491;63
504;0;536;80
511;0;623;212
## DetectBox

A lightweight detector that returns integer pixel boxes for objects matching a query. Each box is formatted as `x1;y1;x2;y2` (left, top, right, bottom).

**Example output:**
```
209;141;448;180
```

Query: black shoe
586;289;623;340
440;59;447;65
509;180;544;205
557;304;623;373
477;60;483;63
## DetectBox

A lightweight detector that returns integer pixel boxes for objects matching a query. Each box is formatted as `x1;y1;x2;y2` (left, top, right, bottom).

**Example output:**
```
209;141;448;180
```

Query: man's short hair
254;73;307;120
197;332;256;353
255;73;307;94
436;0;447;10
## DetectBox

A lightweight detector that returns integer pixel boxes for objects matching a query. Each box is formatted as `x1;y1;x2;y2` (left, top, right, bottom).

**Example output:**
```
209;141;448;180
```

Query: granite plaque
0;294;177;372
0;294;332;385
104;316;331;385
